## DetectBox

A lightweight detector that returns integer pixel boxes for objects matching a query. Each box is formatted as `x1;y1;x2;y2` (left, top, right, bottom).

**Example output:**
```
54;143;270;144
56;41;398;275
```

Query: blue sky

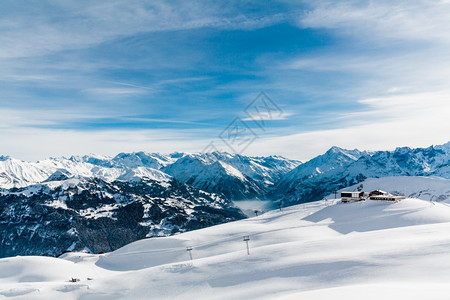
1;0;449;160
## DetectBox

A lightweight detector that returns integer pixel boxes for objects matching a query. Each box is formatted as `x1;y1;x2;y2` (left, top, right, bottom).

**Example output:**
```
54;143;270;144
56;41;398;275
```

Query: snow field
3;198;450;299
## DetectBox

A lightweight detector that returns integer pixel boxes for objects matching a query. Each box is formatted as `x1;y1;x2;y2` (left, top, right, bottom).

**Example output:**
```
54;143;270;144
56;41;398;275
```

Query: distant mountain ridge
0;151;299;257
1;142;449;204
0;151;301;200
1;142;449;257
275;141;450;204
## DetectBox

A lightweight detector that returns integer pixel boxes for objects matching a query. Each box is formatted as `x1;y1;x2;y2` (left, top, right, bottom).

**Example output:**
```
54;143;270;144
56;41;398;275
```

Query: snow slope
163;154;267;200
3;197;450;299
329;176;450;202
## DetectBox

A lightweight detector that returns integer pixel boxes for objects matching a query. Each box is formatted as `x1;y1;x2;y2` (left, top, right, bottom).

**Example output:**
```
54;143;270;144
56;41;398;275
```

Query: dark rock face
0;178;246;258
162;155;268;201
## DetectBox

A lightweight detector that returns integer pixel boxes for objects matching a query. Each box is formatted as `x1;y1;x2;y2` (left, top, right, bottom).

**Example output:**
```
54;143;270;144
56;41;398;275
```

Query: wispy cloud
83;88;147;96
0;108;107;128
242;112;293;122
247;91;450;161
119;116;209;126
270;0;450;106
98;80;155;91
0;1;289;59
299;0;450;43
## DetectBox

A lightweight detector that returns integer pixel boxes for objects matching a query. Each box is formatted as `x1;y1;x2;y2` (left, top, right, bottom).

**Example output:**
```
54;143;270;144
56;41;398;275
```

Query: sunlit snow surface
329;176;450;202
3;198;450;299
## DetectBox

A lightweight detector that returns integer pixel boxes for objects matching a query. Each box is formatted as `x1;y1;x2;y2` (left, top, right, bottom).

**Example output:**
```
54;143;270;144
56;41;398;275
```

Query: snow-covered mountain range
2;141;449;204
0;152;299;257
275;141;450;204
0;152;300;198
0;141;449;257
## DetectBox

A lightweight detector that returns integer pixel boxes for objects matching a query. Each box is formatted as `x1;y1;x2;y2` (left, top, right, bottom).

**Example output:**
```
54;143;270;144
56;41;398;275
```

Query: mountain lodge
341;189;405;203
341;191;365;202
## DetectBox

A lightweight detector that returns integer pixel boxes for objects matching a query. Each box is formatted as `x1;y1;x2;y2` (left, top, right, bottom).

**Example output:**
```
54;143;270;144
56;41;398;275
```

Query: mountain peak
0;155;11;161
327;146;345;153
325;146;353;156
43;169;72;182
436;141;450;153
324;146;362;160
394;146;412;154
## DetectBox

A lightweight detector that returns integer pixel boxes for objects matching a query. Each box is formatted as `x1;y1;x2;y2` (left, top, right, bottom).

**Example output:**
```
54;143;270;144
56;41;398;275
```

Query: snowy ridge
0;156;49;187
0;151;299;257
0;152;300;201
0;155;170;189
277;146;364;187
162;153;271;200
2;141;447;204
276;141;450;204
3;197;450;298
